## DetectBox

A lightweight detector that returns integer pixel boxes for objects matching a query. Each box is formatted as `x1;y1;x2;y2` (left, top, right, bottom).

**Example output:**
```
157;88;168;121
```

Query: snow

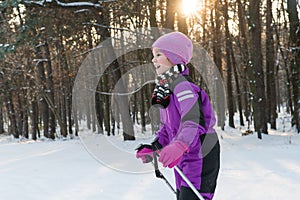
1;114;300;200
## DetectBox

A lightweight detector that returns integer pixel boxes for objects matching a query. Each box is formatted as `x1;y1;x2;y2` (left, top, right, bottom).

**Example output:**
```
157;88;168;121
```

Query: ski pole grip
153;151;163;178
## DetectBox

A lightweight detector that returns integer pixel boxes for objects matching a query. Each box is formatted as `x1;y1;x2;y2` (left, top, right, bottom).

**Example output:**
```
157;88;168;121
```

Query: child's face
152;47;173;75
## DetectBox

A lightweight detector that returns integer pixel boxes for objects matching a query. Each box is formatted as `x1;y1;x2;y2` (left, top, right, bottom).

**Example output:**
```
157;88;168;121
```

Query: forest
0;0;299;141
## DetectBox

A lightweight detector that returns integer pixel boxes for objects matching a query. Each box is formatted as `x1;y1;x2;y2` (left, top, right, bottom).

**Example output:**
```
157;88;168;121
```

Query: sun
181;0;202;16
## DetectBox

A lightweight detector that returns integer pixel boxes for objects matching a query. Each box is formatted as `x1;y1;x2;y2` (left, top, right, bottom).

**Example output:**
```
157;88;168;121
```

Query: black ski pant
176;138;220;200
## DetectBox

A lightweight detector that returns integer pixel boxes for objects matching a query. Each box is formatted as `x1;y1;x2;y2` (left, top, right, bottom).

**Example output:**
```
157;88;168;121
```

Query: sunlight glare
182;0;202;16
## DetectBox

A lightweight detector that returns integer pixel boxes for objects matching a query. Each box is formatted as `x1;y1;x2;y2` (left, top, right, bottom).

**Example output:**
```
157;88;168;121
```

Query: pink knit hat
152;32;193;65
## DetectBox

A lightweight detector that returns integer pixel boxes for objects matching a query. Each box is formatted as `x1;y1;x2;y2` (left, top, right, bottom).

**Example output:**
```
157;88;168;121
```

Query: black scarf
151;64;186;108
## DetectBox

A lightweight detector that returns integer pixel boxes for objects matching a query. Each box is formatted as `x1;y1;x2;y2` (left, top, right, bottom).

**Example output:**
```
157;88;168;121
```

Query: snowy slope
0;120;300;200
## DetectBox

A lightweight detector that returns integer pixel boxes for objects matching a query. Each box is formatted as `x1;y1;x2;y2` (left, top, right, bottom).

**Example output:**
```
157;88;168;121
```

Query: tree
249;0;267;138
266;0;277;129
211;0;226;130
287;0;300;132
237;0;251;127
223;0;235;128
1;0;299;141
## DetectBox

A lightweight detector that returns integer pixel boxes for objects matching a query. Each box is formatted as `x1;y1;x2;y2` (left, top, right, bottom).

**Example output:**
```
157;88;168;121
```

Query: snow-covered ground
1;114;300;200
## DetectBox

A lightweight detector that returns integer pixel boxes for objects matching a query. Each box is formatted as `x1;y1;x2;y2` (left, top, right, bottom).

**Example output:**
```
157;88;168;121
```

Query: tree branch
23;0;115;8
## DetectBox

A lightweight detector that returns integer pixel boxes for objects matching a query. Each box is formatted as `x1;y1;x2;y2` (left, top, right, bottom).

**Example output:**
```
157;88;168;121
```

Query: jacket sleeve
172;81;207;148
155;109;170;147
155;126;169;147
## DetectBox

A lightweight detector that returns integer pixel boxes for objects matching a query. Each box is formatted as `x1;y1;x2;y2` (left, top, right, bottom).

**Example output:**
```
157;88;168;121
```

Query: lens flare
181;0;202;16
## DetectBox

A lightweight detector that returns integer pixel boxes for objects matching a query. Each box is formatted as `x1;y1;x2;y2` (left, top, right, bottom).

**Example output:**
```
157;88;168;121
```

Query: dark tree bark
266;0;277;129
287;0;300;133
4;80;19;138
136;49;146;132
224;0;235;128
249;0;268;138
35;45;50;138
275;28;293;115
20;92;29;139
57;35;69;137
237;0;251;125
165;0;176;30
0;106;4;134
211;1;225;130
231;43;244;126
149;0;158;28
44;40;56;139
98;7;135;140
31;98;39;140
95;85;104;134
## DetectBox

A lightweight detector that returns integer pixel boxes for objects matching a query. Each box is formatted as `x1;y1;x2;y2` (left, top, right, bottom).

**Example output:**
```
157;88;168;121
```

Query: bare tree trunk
237;0;251;125
266;0;277;129
249;0;268;138
86;91;91;130
91;96;96;132
274;22;293;114
149;0;158;28
22;107;29;139
103;74;110;135
211;2;225;130
58;36;69;137
73;92;79;137
35;44;49;138
4;81;19;138
95;89;103;134
165;0;176;30
287;0;300;132
16;94;23;137
283;56;293;114
139;88;146;132
0;106;4;134
19;84;29;138
67;97;73;136
44;40;56;139
160;0;166;27
132;93;137;124
6;102;18;138
99;8;135;140
201;0;208;47
136;47;146;132
31;98;39;140
104;28;122;136
231;45;244;126
224;0;235;128
65;64;73;136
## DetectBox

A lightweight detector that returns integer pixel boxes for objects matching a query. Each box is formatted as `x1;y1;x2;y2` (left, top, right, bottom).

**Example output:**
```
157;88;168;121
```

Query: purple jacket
156;68;217;195
157;68;216;148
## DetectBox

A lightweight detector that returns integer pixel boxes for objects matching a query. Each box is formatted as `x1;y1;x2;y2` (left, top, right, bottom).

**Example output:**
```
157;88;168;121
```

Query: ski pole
174;166;205;200
152;152;176;194
136;144;176;194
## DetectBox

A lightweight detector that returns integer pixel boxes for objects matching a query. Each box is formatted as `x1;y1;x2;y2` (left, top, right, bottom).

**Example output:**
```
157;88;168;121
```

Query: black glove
151;85;172;108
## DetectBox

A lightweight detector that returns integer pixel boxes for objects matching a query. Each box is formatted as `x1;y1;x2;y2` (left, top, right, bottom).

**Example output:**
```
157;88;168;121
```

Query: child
136;32;220;200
